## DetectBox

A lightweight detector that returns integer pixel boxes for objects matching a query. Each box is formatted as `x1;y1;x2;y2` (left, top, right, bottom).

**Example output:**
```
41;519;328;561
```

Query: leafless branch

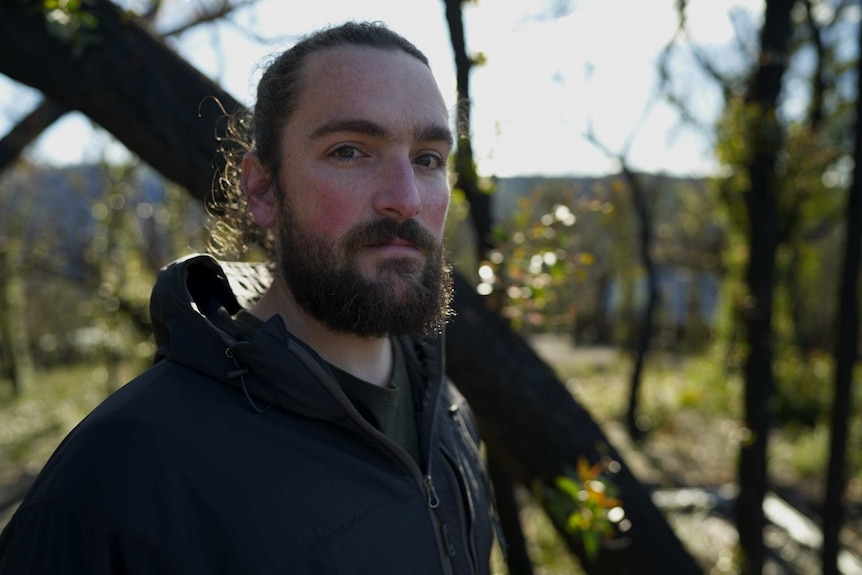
159;0;259;38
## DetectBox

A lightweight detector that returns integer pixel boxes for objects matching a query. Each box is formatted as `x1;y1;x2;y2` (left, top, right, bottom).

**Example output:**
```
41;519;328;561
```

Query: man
0;21;499;574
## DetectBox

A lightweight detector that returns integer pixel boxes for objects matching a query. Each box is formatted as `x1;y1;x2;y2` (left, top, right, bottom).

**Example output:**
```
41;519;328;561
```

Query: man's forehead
292;47;451;141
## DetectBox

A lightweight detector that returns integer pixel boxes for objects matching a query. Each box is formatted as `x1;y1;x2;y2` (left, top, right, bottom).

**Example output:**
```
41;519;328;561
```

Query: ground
524;335;862;574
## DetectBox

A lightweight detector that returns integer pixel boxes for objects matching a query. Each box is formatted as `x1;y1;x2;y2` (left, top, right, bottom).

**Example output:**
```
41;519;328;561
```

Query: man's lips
390;238;417;248
366;238;423;254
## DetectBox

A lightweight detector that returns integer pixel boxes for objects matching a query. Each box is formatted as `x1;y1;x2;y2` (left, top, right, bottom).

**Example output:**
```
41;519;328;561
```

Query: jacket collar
149;254;446;423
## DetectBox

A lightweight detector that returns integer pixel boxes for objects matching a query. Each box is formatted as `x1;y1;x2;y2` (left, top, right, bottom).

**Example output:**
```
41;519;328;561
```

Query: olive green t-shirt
233;311;421;462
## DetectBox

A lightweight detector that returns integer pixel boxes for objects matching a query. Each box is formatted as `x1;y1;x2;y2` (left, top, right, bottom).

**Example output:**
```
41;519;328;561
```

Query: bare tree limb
159;0;259;38
585;131;660;442
0;99;69;172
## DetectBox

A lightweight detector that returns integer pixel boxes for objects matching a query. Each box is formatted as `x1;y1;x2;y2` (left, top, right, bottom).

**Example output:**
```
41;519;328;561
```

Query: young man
0;21;499;574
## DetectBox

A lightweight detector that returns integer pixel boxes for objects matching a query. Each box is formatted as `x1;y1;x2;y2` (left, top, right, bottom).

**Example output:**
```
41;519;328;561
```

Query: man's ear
241;152;277;228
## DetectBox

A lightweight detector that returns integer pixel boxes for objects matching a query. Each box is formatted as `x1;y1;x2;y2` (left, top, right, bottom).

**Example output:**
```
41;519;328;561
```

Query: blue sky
0;0;768;178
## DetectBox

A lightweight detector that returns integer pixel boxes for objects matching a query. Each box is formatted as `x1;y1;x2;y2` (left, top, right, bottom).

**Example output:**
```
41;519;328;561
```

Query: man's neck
248;280;393;387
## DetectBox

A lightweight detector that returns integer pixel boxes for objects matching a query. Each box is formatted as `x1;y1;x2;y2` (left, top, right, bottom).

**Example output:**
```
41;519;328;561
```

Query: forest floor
0;340;861;574
522;335;862;574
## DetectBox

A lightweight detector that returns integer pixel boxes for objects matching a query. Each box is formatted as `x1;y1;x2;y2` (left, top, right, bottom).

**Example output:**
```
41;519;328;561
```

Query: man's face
268;46;454;337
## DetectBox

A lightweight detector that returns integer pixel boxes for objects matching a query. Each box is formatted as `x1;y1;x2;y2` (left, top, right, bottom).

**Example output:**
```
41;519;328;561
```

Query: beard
274;206;453;339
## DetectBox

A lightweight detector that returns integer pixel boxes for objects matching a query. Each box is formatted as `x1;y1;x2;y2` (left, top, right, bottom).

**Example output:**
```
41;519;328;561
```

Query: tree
0;0;259;174
440;2;534;573
662;0;858;569
821;14;862;574
443;0;495;267
0;1;702;572
0;184;35;395
585;132;661;441
732;1;795;571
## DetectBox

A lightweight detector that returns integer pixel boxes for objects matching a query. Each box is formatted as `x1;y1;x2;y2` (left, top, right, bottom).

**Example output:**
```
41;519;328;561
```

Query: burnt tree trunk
620;169;659;441
735;0;794;573
821;15;862;574
442;0;495;265
447;273;700;573
0;0;233;200
583;133;660;442
440;2;533;572
0;98;69;173
0;2;701;572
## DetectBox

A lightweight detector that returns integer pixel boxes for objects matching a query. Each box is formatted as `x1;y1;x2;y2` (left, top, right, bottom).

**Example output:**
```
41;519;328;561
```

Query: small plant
539;456;628;562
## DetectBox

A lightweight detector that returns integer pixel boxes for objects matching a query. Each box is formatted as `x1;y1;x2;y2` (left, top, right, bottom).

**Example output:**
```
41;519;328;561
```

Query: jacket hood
148;254;443;423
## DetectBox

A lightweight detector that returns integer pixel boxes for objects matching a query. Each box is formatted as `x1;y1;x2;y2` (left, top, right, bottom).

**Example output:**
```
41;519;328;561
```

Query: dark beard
275;212;453;339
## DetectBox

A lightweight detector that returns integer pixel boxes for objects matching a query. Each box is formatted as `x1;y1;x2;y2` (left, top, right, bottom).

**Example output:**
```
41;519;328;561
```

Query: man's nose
374;156;421;221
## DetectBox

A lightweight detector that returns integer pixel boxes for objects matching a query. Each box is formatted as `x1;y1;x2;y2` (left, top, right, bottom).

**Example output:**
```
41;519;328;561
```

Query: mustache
344;218;439;253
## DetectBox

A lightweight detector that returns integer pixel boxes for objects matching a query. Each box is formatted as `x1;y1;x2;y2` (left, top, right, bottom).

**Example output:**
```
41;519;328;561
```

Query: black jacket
0;255;498;574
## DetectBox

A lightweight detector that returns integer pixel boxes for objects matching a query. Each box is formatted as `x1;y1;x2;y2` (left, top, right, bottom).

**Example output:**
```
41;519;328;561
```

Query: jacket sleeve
0;503;177;575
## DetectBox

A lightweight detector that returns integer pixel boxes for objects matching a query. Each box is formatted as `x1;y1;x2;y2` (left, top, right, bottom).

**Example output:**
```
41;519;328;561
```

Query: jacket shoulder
0;499;177;574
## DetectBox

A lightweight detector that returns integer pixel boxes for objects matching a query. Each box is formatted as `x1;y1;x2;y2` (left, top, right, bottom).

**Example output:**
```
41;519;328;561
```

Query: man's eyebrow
308;119;454;148
309;119;388;141
416;123;454;148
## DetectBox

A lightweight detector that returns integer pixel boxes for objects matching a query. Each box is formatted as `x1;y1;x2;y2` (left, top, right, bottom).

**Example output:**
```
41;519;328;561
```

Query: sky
0;0;766;178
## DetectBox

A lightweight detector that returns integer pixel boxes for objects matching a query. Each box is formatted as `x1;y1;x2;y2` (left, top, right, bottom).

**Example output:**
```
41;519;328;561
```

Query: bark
583;131;660;441
442;0;495;264
0;0;235;203
487;454;533;575
0;238;34;396
802;0;826;131
447;273;700;573
821;16;862;574
619;169;659;441
440;4;532;571
0;1;701;572
0;1;246;175
735;1;795;573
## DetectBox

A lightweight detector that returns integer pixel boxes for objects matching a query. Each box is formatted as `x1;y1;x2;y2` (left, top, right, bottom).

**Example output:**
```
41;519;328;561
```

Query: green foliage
0;154;209;390
477;182;609;332
82;162;158;389
772;348;833;427
41;0;99;53
779;423;831;479
474;175;721;351
713;89;850;428
537;457;627;562
708;0;860;437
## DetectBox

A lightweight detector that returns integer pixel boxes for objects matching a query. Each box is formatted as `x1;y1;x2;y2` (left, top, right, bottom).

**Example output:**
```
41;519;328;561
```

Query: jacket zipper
289;339;456;575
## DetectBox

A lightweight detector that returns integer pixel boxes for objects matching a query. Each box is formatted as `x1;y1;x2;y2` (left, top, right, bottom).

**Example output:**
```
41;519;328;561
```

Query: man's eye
331;146;362;160
415;153;445;169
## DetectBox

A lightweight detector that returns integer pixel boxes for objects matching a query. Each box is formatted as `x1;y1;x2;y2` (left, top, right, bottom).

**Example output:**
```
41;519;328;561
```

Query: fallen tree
0;1;701;572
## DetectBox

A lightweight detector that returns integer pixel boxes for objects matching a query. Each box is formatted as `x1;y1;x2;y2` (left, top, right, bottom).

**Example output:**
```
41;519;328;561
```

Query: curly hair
208;21;431;259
